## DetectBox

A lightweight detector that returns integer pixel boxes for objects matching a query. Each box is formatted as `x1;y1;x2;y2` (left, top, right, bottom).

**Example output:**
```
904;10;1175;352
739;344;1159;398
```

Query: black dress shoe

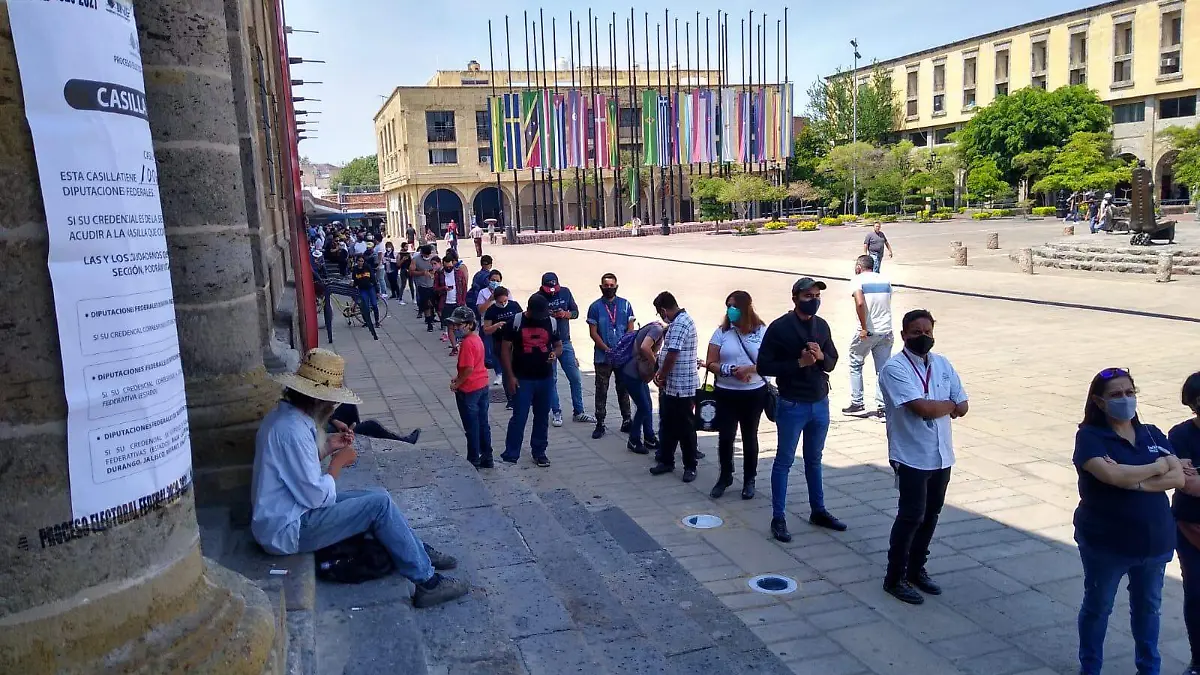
695;450;706;460
592;423;606;439
810;511;848;532
770;517;792;543
681;468;697;483
619;419;632;433
643;436;660;450
907;569;942;596
841;403;865;414
649;463;675;476
477;457;494;469
884;579;925;605
627;440;649;455
741;480;755;500
710;476;733;498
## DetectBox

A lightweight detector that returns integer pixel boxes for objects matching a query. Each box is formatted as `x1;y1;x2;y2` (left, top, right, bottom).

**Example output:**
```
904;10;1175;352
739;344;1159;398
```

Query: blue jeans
1077;541;1169;675
848;332;893;408
503;377;553;461
619;371;656;444
455;386;492;464
771;397;830;519
296;488;433;583
869;252;882;273
551;340;586;416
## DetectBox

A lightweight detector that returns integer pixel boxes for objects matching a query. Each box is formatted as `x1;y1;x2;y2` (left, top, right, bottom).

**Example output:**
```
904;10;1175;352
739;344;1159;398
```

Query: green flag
627;166;640;208
489;97;505;173
641;89;658;167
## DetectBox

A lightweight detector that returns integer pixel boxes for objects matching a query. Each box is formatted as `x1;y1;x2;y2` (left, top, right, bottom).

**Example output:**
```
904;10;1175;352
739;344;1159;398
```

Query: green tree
966;158;1011;202
1011;147;1060;189
954;85;1111;182
1160;124;1200;196
330;155;380;189
1031;132;1133;193
717;175;786;219
817;141;884;209
786;125;829;185
691;176;733;220
806;66;901;146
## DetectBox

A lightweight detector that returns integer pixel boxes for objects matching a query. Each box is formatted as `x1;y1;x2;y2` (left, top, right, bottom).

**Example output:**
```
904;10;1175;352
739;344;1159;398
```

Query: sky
282;0;1099;165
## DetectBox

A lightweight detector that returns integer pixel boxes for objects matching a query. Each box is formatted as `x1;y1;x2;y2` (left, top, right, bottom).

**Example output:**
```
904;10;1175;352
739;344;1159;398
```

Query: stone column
986;232;999;249
1063;225;1075;236
1019;248;1035;274
0;3;274;672
949;241;962;259
954;246;968;266
137;0;282;507
1157;253;1174;283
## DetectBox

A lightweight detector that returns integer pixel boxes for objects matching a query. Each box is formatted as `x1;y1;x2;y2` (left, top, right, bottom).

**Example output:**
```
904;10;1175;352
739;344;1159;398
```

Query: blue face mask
489;280;500;290
726;306;742;323
1104;395;1138;421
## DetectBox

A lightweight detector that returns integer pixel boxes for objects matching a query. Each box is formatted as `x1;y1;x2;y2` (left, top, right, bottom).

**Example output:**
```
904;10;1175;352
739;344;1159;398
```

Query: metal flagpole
776;18;782;192
741;17;747;177
552;17;566;232
589;11;603;229
611;14;623;231
570;12;583;229
524;13;539;232
760;15;767;179
628;9;639;222
539;11;554;232
664;9;673;226
505;16;521;232
577;18;589;228
656;19;664;227
487;21;505;230
685;20;692;179
645;12;656;230
784;6;790;191
674;15;684;222
706;15;713;179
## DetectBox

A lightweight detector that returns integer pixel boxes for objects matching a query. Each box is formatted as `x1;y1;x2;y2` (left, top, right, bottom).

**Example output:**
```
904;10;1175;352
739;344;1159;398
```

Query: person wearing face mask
1172;372;1200;675
537;272;594;428
474;269;504;382
411;245;439;332
1072;367;1183;674
757;277;842;542
466;255;495;320
877;310;968;605
586;273;635;439
251;349;468;608
483;286;522;402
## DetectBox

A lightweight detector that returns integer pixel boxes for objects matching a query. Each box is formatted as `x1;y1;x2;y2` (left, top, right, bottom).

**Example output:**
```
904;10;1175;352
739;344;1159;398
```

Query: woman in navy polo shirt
1172;371;1200;675
1073;367;1184;675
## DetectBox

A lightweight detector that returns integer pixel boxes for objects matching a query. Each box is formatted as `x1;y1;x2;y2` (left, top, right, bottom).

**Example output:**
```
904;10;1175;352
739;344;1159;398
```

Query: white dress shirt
879;348;968;470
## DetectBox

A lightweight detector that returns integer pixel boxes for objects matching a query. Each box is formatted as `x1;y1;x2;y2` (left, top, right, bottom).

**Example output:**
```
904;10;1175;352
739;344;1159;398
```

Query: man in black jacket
757;277;845;542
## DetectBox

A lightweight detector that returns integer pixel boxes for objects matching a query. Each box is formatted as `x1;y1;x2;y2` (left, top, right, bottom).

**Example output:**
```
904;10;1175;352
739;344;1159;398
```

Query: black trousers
886;463;952;583
714;385;767;482
1179;525;1200;665
386;270;401;298
658;393;697;470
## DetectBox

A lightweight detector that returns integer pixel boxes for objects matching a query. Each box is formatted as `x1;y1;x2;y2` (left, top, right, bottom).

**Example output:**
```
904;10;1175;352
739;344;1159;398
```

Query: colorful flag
763;86;778;162
690;89;703;164
657;94;672;167
780;83;795;159
705;89;718;163
566;90;585;168
677;91;692;166
489;96;504;173
540;89;556;170
607;96;618;169
626;165;640;208
720;88;736;163
642;89;658;167
737;91;751;163
553;94;568;169
522;91;542;169
594;94;612;169
503;92;524;171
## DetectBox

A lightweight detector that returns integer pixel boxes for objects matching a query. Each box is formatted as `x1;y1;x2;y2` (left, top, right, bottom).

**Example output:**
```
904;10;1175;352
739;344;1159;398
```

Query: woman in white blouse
704;290;769;500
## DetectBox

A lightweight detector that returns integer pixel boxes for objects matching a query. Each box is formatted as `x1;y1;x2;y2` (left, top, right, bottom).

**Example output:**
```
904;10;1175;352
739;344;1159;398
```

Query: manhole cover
681;514;723;529
748;574;798;595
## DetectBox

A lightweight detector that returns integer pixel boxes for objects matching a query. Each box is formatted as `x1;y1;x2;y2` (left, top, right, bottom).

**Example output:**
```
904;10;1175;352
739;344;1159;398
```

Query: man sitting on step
251;348;469;608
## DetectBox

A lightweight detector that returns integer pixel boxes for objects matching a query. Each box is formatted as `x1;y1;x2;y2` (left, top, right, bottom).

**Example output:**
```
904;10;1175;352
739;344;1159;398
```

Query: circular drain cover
682;514;723;529
748;574;798;595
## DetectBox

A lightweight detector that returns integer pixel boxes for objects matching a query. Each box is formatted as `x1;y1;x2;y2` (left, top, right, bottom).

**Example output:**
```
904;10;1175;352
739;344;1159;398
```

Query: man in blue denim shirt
537;272;595;427
586;273;635;439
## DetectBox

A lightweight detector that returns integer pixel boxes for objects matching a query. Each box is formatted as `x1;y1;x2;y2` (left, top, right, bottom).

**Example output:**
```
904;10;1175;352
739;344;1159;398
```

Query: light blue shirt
879;349;968;471
251;401;337;554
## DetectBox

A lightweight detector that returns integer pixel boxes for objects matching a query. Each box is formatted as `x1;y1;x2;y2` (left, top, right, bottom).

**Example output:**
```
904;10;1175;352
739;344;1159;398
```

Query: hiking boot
907;569;942;596
573;412;597;424
423;543;458;570
810;511;847;532
710;476;733;499
412;574;470;608
741;479;756;500
770;517;792;543
649;463;675;476
883;579;925;605
627;440;649;455
592;423;606;439
619;419;632;433
551;412;564;427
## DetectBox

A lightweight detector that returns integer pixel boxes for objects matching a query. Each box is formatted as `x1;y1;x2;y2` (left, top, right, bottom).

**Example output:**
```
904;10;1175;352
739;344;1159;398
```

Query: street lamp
925;151;942;172
850;38;861;216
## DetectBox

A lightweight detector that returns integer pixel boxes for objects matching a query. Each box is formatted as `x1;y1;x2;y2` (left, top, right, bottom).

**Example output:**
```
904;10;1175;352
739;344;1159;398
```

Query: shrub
838;214;860;223
860;212;880;221
932;212;952;220
936;207;954;215
956;207;967;214
1031;206;1057;217
901;204;924;214
991;208;1014;217
971;211;993;220
796;220;818;231
879;214;899;223
915;210;933;223
819;217;843;227
763;220;788;231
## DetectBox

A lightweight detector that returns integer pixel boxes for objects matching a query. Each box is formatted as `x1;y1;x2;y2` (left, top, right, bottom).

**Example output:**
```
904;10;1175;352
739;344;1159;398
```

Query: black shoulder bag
732;329;779;423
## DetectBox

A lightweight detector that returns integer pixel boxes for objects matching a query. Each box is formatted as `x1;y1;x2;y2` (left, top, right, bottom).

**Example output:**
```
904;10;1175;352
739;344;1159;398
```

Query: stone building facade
0;0;306;671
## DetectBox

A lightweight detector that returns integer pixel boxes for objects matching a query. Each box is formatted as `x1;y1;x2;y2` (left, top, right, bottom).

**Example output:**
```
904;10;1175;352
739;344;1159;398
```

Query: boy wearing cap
537;272;595;428
499;294;563;467
447;307;493;468
253;348;468;608
757;277;845;543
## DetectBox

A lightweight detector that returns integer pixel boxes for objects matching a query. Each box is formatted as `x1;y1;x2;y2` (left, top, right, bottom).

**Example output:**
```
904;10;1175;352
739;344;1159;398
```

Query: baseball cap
445;306;476;325
791;277;827;294
540;272;559;289
527;293;551;320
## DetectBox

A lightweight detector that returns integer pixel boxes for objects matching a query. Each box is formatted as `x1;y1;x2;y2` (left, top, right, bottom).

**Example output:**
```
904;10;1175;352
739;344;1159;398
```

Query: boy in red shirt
446;306;493;468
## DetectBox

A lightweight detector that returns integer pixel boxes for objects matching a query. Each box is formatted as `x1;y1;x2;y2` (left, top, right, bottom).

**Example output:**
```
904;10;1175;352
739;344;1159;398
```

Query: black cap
541;272;559;288
527;293;550;320
791;277;827;294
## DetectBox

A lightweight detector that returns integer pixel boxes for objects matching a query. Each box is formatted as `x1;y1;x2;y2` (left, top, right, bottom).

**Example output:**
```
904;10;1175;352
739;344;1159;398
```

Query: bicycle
317;287;389;328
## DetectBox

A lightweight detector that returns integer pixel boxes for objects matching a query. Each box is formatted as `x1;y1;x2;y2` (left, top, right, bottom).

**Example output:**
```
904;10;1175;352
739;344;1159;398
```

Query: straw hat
271;348;362;405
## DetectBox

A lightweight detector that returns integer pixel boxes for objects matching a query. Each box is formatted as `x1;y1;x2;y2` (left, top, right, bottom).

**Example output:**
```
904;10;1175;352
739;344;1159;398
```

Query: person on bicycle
352;255;381;341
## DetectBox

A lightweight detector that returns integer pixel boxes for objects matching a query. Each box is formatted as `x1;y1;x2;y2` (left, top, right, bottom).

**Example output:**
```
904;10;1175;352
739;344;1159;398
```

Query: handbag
695;370;718;432
732;329;779;423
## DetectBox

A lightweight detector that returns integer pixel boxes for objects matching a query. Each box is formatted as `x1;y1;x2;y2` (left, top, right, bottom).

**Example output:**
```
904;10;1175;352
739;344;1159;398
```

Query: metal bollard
1019;248;1034;274
1156;253;1174;283
986;232;999;249
954;246;968;267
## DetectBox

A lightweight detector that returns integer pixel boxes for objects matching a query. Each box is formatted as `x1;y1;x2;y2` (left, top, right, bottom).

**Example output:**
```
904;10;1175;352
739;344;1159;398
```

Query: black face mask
796;298;821;316
905;334;935;356
600;286;618;299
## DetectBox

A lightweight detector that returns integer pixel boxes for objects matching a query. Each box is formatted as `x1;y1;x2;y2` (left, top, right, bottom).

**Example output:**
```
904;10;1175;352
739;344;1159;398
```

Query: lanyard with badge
894;352;935;489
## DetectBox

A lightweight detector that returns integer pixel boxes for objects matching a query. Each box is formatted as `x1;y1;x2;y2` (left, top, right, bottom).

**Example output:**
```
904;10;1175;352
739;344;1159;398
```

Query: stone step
1009;246;1200;275
1033;246;1200;266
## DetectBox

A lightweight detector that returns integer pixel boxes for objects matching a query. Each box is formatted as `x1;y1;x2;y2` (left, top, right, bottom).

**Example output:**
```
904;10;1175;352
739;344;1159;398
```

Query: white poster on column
10;0;192;528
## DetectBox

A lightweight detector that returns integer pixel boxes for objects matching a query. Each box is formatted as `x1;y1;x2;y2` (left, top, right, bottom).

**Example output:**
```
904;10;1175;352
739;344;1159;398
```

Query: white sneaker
398;300;407;305
552;412;564;427
493;375;503;387
573;412;597;424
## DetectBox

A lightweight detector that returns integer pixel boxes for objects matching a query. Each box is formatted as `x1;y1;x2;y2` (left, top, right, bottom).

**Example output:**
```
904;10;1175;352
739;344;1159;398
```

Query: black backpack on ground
313;533;395;584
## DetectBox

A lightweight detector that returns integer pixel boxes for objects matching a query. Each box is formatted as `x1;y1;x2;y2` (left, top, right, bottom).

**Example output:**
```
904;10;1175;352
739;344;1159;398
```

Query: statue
1127;166;1176;246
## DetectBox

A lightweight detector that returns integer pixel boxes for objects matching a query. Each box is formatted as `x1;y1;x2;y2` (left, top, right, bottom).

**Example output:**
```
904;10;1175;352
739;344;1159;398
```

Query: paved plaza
334;218;1200;675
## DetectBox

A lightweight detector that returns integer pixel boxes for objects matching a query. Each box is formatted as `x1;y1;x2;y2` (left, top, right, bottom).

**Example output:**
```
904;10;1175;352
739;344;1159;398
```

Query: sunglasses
1098;367;1131;379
